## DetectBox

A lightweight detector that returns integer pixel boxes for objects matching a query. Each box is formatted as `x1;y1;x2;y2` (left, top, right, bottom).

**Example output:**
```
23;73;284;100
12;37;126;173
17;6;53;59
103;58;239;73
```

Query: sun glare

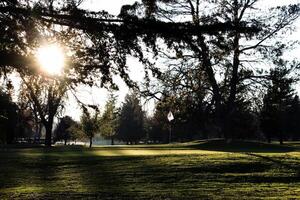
36;44;65;75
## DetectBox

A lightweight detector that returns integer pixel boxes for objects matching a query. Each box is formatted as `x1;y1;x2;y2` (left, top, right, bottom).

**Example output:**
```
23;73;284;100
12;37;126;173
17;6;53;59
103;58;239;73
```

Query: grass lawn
0;140;300;199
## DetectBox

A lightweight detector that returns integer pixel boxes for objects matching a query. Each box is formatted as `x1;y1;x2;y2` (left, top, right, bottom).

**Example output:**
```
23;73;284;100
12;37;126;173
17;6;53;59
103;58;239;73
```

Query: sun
36;44;65;75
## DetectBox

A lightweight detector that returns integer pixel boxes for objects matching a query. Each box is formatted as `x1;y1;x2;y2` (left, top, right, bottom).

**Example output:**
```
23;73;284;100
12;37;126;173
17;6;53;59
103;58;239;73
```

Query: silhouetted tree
142;64;210;140
100;92;119;145
224;98;259;140
117;92;145;144
81;108;100;148
0;87;18;144
147;101;169;143
54;116;77;145
19;74;68;146
260;65;296;144
286;96;300;140
67;122;85;144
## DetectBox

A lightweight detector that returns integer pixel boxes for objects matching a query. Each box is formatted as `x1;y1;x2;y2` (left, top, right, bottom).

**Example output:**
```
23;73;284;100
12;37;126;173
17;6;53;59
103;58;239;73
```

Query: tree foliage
19;74;68;146
286;96;300;140
117;92;145;144
54;115;79;145
80;107;100;147
0;87;18;144
100;92;118;145
260;64;297;144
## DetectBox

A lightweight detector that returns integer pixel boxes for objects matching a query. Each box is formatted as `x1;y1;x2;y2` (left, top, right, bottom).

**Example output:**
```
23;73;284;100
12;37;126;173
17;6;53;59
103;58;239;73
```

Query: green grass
0;140;300;199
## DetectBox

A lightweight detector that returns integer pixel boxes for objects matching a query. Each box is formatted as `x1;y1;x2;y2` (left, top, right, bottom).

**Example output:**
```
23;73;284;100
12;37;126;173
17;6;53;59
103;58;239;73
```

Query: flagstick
167;111;174;144
169;122;172;144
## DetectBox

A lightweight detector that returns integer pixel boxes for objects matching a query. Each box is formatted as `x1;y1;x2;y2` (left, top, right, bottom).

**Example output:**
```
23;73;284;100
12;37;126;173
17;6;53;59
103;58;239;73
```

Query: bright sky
80;0;139;14
64;0;300;121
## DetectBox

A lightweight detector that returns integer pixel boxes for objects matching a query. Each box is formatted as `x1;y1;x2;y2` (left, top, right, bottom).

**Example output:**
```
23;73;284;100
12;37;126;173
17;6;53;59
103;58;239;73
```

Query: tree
100;92;119;145
286;95;300;140
147;100;170;143
80;108;100;148
0;87;18;144
117;92;145;144
0;0;74;146
19;74;68;146
54;116;77;145
0;0;139;146
260;64;296;144
142;63;210;140
0;0;122;147
136;0;300;139
67;122;85;144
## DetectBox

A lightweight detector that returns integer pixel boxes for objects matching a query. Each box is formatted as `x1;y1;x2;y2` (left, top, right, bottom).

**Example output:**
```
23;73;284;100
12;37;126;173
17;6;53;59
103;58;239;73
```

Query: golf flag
167;111;174;122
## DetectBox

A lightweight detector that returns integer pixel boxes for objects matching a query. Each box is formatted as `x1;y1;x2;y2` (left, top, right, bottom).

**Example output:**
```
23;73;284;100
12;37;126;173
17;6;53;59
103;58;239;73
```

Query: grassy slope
0;140;299;199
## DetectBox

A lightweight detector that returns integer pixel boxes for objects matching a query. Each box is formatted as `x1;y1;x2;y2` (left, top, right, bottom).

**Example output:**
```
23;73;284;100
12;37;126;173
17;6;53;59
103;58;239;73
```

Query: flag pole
167;111;174;144
169;121;172;144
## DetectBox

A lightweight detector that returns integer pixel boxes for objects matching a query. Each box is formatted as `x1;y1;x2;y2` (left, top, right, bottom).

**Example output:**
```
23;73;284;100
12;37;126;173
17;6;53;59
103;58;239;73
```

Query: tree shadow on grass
1;146;89;199
187;139;296;153
245;152;300;175
34;149;143;199
175;162;270;174
1;151;63;199
0;150;21;195
134;154;300;190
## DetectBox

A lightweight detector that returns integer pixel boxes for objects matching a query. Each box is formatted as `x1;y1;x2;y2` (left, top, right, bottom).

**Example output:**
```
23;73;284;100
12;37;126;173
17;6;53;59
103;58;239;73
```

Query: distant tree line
54;74;300;146
51;91;145;147
145;64;300;144
2;79;300;146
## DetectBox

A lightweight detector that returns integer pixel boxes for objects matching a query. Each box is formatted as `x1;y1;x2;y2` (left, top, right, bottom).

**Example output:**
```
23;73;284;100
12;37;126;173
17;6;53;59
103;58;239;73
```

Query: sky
61;0;299;121
80;0;139;14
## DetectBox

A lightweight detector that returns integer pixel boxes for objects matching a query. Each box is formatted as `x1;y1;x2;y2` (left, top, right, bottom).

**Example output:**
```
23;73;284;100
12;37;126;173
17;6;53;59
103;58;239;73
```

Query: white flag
167;111;174;122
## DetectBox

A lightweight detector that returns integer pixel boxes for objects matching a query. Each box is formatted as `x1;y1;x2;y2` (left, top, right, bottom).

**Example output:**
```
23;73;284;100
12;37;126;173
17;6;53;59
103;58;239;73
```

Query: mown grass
0;140;300;199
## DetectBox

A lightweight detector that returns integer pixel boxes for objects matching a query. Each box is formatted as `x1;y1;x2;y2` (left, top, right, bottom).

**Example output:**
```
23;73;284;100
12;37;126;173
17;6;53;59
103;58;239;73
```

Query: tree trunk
34;122;39;143
111;137;114;145
64;139;67;145
45;124;52;147
193;36;224;139
224;3;241;141
38;123;42;143
89;137;93;148
279;134;283;145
